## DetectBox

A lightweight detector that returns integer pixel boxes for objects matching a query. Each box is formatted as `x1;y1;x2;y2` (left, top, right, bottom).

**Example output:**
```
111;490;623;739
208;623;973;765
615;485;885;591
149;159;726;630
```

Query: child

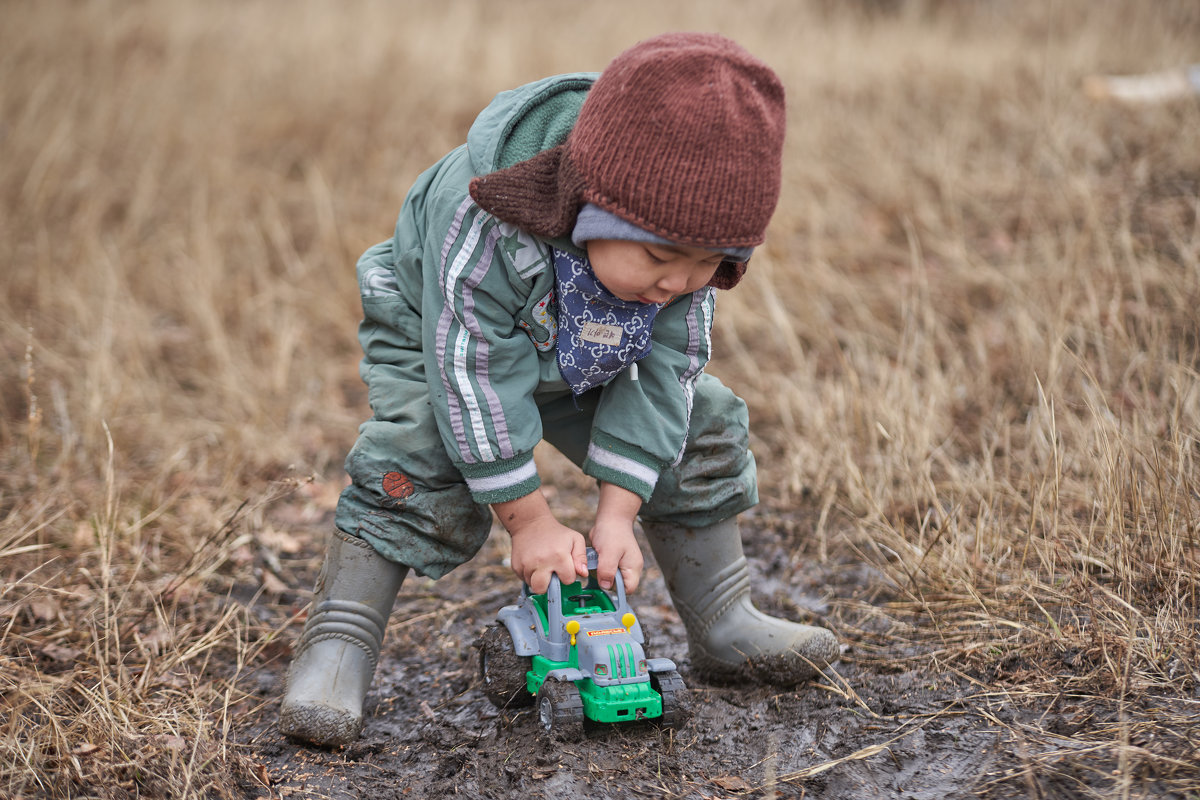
280;32;839;747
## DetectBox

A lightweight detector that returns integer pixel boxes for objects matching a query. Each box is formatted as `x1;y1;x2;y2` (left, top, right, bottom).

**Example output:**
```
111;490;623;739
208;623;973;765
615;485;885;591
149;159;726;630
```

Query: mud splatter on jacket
354;73;715;505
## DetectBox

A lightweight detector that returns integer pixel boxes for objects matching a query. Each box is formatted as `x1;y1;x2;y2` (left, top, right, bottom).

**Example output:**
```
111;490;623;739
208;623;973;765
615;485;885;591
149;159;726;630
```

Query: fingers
618;547;644;593
512;530;586;594
620;563;641;594
511;550;556;594
570;535;590;579
595;544;644;592
523;559;574;595
523;566;551;595
540;534;586;591
595;545;621;590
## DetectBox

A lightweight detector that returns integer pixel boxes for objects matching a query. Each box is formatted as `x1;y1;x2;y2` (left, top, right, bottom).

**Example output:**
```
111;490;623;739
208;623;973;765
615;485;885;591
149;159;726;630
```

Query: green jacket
355;74;716;505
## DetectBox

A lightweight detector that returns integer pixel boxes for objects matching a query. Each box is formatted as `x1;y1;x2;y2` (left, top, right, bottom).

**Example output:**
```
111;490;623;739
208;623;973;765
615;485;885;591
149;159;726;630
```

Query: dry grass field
2;1;1199;798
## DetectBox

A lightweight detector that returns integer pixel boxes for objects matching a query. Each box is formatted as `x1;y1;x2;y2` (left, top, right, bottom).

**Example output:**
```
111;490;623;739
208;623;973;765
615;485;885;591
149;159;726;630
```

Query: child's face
586;239;725;305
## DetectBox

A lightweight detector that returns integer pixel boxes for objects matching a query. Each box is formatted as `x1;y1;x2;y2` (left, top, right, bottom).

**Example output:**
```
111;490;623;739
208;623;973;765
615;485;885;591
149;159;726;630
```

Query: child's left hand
590;483;645;593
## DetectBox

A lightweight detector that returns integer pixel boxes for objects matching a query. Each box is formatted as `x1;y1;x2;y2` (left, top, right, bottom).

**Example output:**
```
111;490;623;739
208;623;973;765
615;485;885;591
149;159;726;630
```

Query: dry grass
2;1;1199;797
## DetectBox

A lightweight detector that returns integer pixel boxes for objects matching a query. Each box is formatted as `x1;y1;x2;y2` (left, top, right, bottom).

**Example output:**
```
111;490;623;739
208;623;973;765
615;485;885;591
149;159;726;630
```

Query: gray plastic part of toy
497;604;541;657
495;547;647;660
544;667;585;682
646;657;678;673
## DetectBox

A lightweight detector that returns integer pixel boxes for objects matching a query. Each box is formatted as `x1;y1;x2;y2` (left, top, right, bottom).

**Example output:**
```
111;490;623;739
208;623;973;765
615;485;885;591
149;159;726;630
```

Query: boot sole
278;703;363;747
690;635;840;686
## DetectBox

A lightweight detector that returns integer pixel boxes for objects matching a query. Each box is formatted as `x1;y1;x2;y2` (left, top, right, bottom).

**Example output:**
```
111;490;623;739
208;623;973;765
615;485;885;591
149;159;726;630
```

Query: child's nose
657;268;690;293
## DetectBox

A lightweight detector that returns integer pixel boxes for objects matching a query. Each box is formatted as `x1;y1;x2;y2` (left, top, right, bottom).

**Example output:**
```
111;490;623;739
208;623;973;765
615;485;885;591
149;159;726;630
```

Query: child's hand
493;491;588;594
590;482;645;593
509;520;588;594
589;519;644;593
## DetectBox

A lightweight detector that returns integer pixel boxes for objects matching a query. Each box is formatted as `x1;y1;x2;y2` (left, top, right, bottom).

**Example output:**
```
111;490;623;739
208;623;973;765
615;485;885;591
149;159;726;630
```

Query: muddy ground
232;496;1196;800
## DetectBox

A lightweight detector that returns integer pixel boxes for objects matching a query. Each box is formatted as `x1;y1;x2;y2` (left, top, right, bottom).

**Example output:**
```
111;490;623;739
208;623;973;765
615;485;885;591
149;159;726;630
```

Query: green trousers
335;373;757;578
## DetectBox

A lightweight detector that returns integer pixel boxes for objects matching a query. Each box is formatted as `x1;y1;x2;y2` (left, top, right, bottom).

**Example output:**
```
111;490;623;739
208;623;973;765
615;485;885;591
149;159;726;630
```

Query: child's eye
644;247;669;264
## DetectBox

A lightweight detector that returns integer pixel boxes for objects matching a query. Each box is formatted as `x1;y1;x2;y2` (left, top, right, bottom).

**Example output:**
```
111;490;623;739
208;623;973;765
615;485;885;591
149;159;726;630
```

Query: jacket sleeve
419;195;552;504
584;288;715;501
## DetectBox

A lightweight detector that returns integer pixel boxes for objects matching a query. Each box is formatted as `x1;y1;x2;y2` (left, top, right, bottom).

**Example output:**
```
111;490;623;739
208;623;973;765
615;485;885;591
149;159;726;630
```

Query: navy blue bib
552;248;659;395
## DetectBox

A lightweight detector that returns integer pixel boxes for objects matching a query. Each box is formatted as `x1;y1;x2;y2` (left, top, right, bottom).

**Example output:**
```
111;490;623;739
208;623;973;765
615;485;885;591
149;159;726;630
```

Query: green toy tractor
478;548;689;738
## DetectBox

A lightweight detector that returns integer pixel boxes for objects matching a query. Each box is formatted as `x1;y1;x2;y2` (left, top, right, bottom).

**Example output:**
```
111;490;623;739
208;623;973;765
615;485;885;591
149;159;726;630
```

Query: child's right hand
493;491;588;593
509;521;589;594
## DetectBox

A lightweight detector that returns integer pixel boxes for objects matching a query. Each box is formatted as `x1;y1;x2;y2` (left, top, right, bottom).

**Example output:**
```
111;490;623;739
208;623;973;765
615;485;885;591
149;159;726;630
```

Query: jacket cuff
582;432;663;503
459;453;541;504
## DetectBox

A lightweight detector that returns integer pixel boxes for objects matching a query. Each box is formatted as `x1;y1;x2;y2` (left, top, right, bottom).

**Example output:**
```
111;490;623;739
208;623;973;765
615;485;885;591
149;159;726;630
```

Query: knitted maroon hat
469;32;786;290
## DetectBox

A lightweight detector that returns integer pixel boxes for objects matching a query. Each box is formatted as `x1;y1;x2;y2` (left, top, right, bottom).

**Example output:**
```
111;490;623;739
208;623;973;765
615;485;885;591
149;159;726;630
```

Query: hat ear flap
708;259;747;290
468;144;587;239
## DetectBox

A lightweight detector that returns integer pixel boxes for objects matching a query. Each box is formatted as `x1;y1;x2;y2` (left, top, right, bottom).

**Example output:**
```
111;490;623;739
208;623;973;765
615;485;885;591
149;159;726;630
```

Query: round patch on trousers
382;471;414;501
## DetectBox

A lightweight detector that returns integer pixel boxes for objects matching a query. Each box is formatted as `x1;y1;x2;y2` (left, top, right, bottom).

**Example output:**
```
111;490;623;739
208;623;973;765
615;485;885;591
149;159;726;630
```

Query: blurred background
2;1;1198;797
4;1;1198;514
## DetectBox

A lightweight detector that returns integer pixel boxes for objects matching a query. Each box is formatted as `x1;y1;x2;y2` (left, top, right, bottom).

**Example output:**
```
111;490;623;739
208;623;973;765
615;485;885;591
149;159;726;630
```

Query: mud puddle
234;531;1035;800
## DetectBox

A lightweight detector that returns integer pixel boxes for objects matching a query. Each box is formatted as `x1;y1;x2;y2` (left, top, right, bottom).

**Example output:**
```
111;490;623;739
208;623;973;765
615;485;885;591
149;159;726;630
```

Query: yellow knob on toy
622;613;636;633
565;620;581;645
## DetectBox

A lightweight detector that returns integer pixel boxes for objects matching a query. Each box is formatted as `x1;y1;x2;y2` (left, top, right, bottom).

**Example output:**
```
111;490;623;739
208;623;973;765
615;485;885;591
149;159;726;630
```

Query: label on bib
579;321;623;346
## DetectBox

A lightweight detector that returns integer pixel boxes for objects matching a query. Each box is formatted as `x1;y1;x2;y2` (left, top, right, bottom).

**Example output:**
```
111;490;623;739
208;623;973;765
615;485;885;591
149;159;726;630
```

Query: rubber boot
643;518;839;684
279;529;408;746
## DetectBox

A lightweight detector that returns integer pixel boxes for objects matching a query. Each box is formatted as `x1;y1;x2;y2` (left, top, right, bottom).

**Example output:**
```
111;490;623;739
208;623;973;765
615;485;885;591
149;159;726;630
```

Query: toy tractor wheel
477;625;534;709
536;679;584;739
651;669;691;729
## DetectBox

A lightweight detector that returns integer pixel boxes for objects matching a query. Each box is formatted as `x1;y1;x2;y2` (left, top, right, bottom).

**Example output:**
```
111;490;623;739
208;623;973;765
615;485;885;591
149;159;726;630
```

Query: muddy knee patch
381;472;414;503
